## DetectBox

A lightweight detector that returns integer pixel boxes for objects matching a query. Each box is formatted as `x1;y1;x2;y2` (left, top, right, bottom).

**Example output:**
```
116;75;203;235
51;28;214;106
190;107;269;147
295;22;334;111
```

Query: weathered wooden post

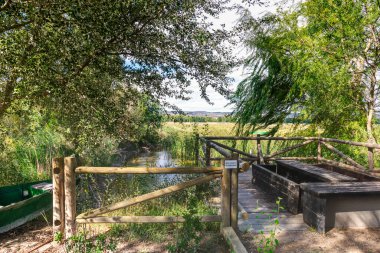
52;157;65;235
256;134;264;164
64;156;77;238
221;158;231;228
205;140;211;166
230;154;239;230
368;147;374;171
195;133;199;166
317;137;322;163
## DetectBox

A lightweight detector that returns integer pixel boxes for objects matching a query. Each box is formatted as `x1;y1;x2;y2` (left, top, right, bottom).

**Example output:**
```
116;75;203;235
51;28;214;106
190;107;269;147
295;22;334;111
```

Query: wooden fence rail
200;135;379;173
53;154;245;244
52;134;380;253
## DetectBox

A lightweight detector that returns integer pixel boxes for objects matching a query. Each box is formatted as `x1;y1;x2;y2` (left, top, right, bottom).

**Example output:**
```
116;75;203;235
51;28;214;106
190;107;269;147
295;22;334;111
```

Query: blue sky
167;0;281;112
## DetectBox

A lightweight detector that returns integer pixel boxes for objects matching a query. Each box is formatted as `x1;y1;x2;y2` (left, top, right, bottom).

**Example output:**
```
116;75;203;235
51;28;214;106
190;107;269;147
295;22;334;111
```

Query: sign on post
225;160;238;169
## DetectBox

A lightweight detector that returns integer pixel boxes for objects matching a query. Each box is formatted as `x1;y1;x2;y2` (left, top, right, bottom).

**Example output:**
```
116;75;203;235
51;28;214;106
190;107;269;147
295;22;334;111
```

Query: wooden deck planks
276;160;357;182
238;169;308;233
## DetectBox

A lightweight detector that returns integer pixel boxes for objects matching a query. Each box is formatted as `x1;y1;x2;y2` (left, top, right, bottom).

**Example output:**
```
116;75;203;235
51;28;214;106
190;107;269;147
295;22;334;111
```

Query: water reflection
128;151;176;168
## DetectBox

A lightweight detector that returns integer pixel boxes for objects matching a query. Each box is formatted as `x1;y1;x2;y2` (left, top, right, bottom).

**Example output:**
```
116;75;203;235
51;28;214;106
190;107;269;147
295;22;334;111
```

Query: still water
127;150;177;168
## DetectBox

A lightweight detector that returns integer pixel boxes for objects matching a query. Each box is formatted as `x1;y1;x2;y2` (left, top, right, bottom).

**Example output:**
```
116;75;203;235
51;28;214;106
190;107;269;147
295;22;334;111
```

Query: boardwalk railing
52;156;250;244
199;135;380;174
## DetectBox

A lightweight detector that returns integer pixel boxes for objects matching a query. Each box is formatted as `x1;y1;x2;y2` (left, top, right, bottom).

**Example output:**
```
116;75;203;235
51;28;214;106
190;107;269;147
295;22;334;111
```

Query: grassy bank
160;122;380;169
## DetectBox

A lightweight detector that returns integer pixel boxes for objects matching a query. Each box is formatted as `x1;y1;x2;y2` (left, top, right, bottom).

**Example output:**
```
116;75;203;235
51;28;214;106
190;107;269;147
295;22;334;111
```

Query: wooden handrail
202;136;380;149
320;142;367;171
208;140;257;159
266;140;315;159
75;166;222;174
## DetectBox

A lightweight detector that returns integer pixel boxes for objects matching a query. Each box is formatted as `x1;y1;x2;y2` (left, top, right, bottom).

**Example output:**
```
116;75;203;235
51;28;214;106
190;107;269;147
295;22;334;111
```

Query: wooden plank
252;164;301;214
195;133;199;166
222;227;248;253
64;157;77;238
76;215;222;224
300;182;380;196
320;142;367;171
203;136;380;149
75;166;222;174
231;155;239;230
318;140;322;162
315;163;380;181
276;160;357;182
368;147;374;171
209;140;257;159
257;134;264;164
208;141;231;158
78;174;220;218
205;141;211;166
268;157;318;161
221;159;231;228
52;157;64;235
319;158;364;173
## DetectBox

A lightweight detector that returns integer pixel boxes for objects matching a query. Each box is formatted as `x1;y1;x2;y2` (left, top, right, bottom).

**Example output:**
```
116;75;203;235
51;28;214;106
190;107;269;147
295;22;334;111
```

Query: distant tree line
165;115;233;123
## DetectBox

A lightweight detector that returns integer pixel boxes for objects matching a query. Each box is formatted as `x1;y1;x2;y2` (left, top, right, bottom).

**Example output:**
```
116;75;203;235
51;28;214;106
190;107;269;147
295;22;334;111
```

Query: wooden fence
199;135;380;174
52;156;250;250
52;135;380;253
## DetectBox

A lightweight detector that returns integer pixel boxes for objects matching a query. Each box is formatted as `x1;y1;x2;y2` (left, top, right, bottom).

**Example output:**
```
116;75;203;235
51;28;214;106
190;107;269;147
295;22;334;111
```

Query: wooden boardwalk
238;169;308;232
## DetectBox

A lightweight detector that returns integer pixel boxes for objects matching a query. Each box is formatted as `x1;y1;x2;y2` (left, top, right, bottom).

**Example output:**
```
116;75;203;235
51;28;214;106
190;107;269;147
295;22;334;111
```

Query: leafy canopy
0;0;239;143
232;0;380;141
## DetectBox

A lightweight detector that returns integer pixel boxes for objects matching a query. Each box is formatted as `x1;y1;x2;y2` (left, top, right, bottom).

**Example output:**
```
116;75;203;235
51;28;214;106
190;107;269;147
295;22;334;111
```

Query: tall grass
0;125;67;186
159;122;380;169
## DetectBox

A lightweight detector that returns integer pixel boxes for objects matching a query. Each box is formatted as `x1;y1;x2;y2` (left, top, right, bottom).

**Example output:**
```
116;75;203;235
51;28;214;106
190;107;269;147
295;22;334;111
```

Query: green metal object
0;180;52;233
250;130;269;136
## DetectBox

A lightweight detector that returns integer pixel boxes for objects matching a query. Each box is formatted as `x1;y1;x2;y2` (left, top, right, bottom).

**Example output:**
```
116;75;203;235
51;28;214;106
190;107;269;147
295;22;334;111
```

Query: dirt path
0;218;228;253
241;228;380;253
0;215;54;253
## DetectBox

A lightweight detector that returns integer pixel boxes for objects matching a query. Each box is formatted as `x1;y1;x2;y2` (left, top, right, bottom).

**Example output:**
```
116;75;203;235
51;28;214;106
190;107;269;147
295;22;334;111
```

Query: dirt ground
241;228;380;253
0;217;229;253
0;216;53;253
3;216;380;253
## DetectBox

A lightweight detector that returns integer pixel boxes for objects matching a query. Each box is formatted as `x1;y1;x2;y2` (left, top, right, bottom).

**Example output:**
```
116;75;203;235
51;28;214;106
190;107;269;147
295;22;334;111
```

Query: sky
167;0;281;112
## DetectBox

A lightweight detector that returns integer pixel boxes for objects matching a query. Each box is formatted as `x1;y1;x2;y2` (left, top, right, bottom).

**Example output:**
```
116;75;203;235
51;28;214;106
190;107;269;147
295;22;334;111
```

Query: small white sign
225;160;238;169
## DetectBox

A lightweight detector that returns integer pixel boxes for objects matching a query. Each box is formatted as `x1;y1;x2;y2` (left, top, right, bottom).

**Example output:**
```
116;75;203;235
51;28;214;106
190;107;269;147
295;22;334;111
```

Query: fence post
52;157;65;236
205;140;211;166
317;138;322;163
64;156;77;238
221;159;231;228
257;134;264;164
368;147;374;171
195;133;199;166
230;154;239;230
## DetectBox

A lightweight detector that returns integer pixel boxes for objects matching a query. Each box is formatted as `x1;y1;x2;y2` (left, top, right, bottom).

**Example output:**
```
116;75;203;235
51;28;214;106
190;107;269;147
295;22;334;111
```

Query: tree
232;0;380;143
0;0;235;143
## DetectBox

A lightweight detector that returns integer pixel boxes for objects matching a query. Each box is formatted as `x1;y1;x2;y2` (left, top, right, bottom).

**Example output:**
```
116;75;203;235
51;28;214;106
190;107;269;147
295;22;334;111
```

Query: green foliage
0;0;237;186
254;197;284;253
167;195;203;253
232;0;380;143
0;0;234;133
65;232;117;253
54;231;64;244
0;110;67;186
